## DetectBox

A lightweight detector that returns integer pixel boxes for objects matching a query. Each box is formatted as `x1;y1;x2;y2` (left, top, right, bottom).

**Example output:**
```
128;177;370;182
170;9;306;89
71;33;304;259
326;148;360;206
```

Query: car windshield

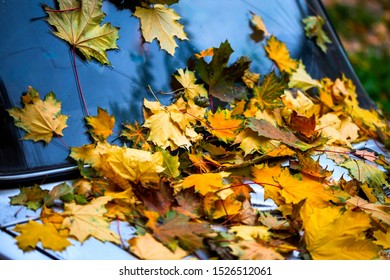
0;0;372;183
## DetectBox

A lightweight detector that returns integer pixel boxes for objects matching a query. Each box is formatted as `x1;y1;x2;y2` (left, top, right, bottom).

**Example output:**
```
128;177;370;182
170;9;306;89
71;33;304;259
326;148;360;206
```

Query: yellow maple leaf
281;89;319;118
301;205;379;259
174;68;208;100
242;70;260;89
44;0;119;65
133;4;187;56
105;145;164;185
207;109;244;143
288;61;322;91
61;196;120;244
264;35;298;74
128;233;188;260
212;194;243;219
182;172;230;196
234;128;281;156
229;225;270;241
70;141;110;168
277;168;340;208
316;113;359;147
143;99;200;150
7;88;68;143
13;220;71;252
373;230;390;249
251;163;284;205
85;107;115;140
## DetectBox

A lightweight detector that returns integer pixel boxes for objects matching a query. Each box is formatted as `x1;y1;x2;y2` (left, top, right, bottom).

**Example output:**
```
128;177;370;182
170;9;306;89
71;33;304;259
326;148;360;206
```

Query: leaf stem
147;85;161;103
71;47;89;116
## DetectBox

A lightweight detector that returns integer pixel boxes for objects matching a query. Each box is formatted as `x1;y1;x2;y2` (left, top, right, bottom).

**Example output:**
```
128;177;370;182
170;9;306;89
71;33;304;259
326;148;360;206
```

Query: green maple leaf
44;182;75;207
9;185;49;211
302;16;331;53
196;40;250;103
253;71;286;110
341;160;389;203
160;149;181;179
43;0;119;65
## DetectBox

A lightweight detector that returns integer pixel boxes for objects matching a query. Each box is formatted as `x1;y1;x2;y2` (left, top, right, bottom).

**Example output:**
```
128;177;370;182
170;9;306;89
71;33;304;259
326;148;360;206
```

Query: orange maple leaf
207;109;243;142
85;107;115;140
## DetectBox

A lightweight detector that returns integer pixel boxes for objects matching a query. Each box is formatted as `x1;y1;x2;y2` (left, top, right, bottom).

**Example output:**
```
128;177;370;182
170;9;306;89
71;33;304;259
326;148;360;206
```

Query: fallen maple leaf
160;149;181;179
143;99;199;149
44;182;74;207
182;172;230;196
302;16;331;53
105;145;164;185
121;121;151;150
346;196;390;225
85;107;115;140
288;61;322;91
13;220;71;252
301;205;379;259
153;211;213;252
247;118;314;151
341;159;389;203
196;41;250;102
207;109;244;143
289;151;332;178
251;163;284;205
373;230;390;249
242;70;260;89
9;184;49;211
281;89;319;118
7;88;68;144
278;168;340;208
264;35;298;74
173;68;208;100
253;71;286;110
212;194;244;219
229;225;270;241
289;111;317;140
128;233;188;260
133;4;187;56
61;196;120;244
234;128;273;155
44;0;119;64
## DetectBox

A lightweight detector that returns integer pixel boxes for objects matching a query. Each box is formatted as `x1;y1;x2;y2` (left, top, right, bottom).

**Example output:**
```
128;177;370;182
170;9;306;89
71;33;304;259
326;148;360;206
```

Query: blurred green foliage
324;0;390;116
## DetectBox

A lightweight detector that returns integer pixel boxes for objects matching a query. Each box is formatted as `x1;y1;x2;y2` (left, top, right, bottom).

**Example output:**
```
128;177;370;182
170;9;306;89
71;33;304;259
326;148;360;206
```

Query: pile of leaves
6;0;390;260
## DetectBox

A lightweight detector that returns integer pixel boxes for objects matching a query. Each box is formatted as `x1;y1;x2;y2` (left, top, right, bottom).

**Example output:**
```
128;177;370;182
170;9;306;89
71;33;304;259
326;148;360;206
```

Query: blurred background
323;0;390;116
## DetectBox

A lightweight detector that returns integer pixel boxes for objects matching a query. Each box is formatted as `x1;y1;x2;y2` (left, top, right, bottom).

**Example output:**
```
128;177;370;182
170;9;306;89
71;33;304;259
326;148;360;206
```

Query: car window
0;0;372;183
